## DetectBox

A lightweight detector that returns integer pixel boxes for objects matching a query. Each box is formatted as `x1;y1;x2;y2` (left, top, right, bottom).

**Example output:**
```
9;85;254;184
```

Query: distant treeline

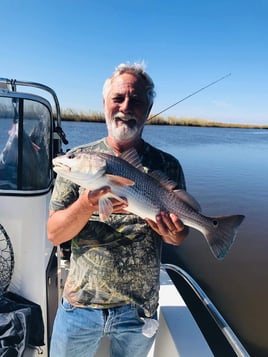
61;108;268;129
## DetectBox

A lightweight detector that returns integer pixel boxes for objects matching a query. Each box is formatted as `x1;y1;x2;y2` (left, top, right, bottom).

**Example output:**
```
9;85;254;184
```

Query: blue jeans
50;299;158;357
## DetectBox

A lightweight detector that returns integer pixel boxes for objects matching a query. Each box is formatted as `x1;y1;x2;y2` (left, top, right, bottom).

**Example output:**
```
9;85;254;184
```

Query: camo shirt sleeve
49;175;80;211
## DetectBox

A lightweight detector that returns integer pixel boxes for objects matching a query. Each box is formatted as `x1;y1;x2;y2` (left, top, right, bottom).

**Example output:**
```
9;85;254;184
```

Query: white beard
106;112;142;143
107;120;140;142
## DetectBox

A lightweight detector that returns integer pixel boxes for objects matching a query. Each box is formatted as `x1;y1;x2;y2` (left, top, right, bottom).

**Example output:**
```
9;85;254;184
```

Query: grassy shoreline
61;109;268;129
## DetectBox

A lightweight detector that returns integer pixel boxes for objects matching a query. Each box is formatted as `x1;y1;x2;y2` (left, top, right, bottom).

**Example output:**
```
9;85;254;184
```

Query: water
62;122;268;355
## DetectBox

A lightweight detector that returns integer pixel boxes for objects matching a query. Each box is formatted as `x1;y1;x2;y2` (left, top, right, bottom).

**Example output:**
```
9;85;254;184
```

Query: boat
0;78;250;356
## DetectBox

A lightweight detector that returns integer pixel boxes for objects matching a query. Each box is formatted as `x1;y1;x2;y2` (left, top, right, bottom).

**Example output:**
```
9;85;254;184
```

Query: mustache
113;112;138;123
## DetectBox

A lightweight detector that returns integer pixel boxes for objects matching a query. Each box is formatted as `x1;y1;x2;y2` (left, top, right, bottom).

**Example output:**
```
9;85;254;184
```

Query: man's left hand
145;212;189;245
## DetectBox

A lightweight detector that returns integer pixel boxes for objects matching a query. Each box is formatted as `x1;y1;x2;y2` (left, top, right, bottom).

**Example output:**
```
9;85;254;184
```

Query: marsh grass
62;109;105;122
61;109;268;129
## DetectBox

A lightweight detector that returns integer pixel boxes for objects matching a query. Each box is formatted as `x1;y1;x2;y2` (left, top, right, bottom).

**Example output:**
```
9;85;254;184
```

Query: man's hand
145;212;189;245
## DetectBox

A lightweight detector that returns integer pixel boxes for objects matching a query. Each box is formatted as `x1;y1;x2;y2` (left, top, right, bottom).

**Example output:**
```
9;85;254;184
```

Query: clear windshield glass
0;97;51;190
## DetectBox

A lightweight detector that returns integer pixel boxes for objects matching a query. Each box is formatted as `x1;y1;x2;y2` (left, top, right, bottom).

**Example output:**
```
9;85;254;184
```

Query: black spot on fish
212;220;219;227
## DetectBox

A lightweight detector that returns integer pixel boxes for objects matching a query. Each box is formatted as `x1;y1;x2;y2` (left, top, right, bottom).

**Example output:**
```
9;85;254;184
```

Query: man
48;63;188;357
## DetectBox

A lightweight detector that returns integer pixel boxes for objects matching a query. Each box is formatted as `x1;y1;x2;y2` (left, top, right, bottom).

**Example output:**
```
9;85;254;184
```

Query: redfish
53;149;245;260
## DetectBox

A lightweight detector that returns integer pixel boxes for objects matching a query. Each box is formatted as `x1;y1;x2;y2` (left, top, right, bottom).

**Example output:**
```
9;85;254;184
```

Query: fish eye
67;153;75;159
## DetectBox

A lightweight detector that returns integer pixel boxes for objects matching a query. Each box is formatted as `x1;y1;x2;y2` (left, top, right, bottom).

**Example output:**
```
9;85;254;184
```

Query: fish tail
205;215;245;259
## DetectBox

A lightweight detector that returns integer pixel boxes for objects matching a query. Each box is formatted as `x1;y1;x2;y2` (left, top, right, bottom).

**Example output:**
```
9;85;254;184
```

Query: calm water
63;122;268;355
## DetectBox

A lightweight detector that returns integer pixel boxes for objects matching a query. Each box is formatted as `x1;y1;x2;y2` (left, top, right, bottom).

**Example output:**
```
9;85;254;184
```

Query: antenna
148;73;231;122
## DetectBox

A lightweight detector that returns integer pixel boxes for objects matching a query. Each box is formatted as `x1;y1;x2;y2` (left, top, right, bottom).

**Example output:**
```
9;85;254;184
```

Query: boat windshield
0;96;52;190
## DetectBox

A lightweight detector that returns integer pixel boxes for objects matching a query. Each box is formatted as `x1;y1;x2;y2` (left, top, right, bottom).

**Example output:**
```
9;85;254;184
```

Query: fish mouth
52;159;71;171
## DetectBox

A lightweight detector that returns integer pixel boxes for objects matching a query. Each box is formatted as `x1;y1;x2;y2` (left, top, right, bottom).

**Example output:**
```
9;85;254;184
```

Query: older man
48;63;188;357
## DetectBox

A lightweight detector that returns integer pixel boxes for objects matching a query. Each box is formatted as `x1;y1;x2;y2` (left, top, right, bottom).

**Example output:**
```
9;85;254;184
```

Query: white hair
102;62;156;106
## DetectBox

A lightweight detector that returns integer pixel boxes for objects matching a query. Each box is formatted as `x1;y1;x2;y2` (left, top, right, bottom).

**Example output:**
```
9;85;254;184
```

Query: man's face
104;73;151;143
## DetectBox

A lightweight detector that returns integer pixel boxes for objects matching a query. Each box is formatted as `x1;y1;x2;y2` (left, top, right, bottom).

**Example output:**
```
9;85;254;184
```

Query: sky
1;0;267;124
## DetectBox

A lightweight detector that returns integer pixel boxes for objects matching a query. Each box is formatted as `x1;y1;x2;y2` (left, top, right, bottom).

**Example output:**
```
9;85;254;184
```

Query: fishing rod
148;72;231;122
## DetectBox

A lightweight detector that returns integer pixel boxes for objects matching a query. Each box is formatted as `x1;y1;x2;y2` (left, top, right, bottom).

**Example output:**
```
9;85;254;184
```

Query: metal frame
0;78;61;125
0;77;68;146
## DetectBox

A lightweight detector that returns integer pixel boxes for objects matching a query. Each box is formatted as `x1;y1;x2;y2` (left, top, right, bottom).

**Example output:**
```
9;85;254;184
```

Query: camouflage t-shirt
50;138;186;316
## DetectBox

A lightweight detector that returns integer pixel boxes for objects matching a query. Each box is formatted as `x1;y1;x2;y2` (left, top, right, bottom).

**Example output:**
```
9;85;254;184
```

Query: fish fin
149;170;178;190
173;189;201;211
120;149;144;171
105;174;135;187
98;193;127;221
99;196;114;221
204;215;245;259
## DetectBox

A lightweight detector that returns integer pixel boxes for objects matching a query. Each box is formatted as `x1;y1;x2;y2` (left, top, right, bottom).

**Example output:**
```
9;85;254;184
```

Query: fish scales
99;152;220;227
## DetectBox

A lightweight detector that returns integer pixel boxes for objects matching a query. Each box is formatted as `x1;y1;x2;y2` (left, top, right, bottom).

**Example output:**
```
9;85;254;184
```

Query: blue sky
1;0;267;124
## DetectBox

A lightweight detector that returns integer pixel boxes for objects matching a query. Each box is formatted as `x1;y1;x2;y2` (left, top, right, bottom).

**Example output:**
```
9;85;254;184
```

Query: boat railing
0;78;61;124
162;263;250;357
